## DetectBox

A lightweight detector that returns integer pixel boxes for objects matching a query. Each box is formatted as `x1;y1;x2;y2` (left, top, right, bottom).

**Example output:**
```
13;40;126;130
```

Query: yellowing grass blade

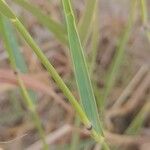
62;0;102;135
0;0;109;146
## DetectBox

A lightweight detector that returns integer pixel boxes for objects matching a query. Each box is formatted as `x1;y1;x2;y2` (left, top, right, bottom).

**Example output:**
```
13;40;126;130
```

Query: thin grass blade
16;71;49;150
0;15;36;101
99;0;137;109
62;0;102;135
14;0;67;44
0;0;109;146
89;2;100;77
70;117;80;150
125;100;150;135
78;0;97;44
140;0;150;42
0;0;91;131
125;72;150;135
0;0;16;19
0;15;27;72
140;0;148;25
112;65;148;109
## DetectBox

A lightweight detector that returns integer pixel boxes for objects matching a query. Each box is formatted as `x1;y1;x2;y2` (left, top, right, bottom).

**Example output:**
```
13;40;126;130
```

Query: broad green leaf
14;0;67;44
62;0;102;135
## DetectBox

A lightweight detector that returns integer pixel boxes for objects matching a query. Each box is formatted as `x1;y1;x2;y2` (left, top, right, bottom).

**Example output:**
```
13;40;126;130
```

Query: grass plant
0;14;46;149
1;0;149;149
0;0;109;148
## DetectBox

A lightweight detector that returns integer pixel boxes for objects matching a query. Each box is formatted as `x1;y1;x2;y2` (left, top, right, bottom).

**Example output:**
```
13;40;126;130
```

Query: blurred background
0;0;150;150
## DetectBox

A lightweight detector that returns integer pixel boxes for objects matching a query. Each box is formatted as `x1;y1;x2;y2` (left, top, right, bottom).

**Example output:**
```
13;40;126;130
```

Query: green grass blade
0;15;45;146
125;100;150;135
0;15;27;72
78;0;97;44
62;0;102;135
99;0;137;109
0;15;36;101
16;71;49;150
112;65;148;109
70;117;80;150
89;3;100;77
12;19;91;127
140;0;148;25
0;0;109;146
140;0;150;42
0;0;91;132
0;0;16;19
14;0;67;44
